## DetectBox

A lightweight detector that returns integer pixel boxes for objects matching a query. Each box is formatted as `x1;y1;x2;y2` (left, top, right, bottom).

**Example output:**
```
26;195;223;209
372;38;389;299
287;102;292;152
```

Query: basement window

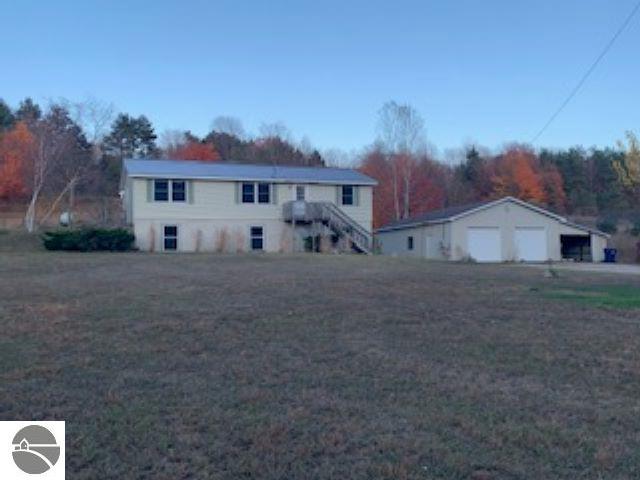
407;236;414;251
250;226;264;251
164;225;178;251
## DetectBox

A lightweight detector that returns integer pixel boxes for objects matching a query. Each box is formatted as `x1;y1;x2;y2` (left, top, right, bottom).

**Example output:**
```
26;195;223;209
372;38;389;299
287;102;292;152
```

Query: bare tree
259;121;291;141
159;129;187;157
322;148;356;167
211;116;246;139
61;96;115;161
298;135;314;155
377;101;426;219
24;104;91;231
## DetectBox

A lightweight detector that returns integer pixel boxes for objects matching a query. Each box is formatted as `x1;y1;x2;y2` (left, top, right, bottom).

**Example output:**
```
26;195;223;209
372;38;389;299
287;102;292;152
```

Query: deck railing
282;201;372;254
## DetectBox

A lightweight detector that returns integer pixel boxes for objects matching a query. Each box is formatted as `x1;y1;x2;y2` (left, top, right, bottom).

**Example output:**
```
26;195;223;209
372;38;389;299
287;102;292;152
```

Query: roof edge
563;221;610;238
375;197;611;235
446;196;567;223
123;159;378;186
126;172;376;186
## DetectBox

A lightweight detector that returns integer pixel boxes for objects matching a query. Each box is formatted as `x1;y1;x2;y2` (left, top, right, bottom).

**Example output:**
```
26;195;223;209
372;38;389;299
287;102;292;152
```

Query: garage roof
124;159;377;186
376;196;609;237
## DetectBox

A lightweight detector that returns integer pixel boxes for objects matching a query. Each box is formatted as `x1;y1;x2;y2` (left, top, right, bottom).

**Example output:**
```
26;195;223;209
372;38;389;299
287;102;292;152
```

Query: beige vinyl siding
449;201;566;261
133;219;292;253
123;177;134;224
377;223;450;259
448;201;607;261
132;179;372;230
377;198;607;262
590;234;607;262
128;178;374;252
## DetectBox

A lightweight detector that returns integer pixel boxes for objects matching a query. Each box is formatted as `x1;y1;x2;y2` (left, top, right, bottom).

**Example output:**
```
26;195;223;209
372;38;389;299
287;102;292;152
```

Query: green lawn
1;237;640;479
544;285;640;309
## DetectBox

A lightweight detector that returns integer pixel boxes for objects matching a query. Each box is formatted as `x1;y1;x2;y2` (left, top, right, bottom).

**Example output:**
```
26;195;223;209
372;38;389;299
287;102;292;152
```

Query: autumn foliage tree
171;140;220;162
0;122;35;200
614;131;640;200
360;146;446;228
490;147;546;202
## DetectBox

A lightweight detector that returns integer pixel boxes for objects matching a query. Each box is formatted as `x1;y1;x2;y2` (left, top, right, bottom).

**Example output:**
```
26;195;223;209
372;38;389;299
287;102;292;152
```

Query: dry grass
1;247;640;479
610;231;639;263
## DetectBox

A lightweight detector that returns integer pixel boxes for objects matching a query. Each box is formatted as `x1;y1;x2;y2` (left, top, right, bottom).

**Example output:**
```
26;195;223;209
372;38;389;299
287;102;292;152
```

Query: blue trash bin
604;248;617;263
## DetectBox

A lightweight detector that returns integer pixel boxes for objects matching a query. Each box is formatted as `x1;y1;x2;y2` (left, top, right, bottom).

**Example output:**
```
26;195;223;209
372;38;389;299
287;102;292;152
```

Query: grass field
1;237;640;479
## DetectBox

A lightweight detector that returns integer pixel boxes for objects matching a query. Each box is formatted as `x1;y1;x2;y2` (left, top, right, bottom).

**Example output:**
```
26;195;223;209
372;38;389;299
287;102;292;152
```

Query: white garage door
514;227;547;262
467;227;501;262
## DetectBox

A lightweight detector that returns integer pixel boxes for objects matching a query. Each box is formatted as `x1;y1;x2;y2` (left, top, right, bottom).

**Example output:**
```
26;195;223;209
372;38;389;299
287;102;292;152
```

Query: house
121;159;377;253
375;197;609;262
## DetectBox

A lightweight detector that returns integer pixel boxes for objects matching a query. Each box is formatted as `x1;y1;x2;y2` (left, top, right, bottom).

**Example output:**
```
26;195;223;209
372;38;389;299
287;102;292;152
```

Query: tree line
361;102;639;229
0;97;638;231
0;97;324;231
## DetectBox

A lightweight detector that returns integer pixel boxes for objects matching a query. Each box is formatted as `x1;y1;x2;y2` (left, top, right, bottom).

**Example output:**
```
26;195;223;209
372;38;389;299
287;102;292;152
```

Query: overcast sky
3;0;639;158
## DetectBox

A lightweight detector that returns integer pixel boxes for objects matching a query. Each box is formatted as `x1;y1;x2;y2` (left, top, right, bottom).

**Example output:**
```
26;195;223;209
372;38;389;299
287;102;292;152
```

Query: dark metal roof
124;159;377;186
376;196;609;238
377;200;493;231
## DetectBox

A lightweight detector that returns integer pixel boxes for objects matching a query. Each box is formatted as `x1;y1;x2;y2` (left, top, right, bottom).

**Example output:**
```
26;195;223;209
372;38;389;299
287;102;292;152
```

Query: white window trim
293;184;307;201
242;182;272;204
257;182;271;204
249;225;265;251
155;179;187;203
171;180;187;202
162;224;179;252
341;185;354;206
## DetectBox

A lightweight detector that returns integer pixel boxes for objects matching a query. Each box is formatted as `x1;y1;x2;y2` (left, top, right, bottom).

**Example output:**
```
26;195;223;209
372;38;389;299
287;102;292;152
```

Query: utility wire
530;0;640;144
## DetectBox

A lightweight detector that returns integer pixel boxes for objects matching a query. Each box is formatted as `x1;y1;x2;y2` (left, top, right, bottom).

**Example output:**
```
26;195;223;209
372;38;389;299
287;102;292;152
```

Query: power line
530;0;640;144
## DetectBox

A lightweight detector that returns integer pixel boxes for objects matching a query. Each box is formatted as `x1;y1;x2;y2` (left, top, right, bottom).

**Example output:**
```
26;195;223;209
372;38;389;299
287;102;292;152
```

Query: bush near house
42;228;134;251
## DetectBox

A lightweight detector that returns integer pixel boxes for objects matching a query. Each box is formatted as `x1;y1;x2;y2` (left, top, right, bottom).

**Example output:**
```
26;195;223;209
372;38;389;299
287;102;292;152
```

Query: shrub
597;218;618;235
42;228;135;252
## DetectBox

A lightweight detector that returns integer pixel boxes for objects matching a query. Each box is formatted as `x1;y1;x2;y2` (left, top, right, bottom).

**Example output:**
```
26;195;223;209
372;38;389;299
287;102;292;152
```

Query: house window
250;226;264;251
258;183;270;203
295;185;306;201
172;180;186;202
341;185;354;205
407;236;414;251
164;225;178;251
242;183;255;203
154;180;169;201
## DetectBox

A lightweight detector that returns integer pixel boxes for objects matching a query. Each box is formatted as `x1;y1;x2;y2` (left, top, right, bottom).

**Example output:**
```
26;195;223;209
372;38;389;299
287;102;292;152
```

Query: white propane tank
59;211;72;226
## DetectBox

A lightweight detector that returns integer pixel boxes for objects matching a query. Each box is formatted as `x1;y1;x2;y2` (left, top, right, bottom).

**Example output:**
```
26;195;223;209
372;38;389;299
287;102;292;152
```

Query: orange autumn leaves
361;146;567;229
490;147;566;209
360;150;447;229
169;141;220;162
0;122;35;200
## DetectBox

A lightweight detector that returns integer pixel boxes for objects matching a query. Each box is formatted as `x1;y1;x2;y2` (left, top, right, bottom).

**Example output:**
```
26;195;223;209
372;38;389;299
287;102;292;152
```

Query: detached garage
376;197;609;263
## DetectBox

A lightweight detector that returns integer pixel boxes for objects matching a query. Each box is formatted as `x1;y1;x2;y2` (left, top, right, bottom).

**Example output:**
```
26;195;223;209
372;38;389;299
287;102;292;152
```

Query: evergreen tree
590;148;627;212
15;98;42;127
103;113;158;161
0;99;15;131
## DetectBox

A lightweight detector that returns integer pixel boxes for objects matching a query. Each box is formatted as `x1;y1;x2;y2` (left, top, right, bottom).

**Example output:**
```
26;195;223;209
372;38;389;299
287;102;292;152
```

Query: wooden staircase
283;201;373;254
